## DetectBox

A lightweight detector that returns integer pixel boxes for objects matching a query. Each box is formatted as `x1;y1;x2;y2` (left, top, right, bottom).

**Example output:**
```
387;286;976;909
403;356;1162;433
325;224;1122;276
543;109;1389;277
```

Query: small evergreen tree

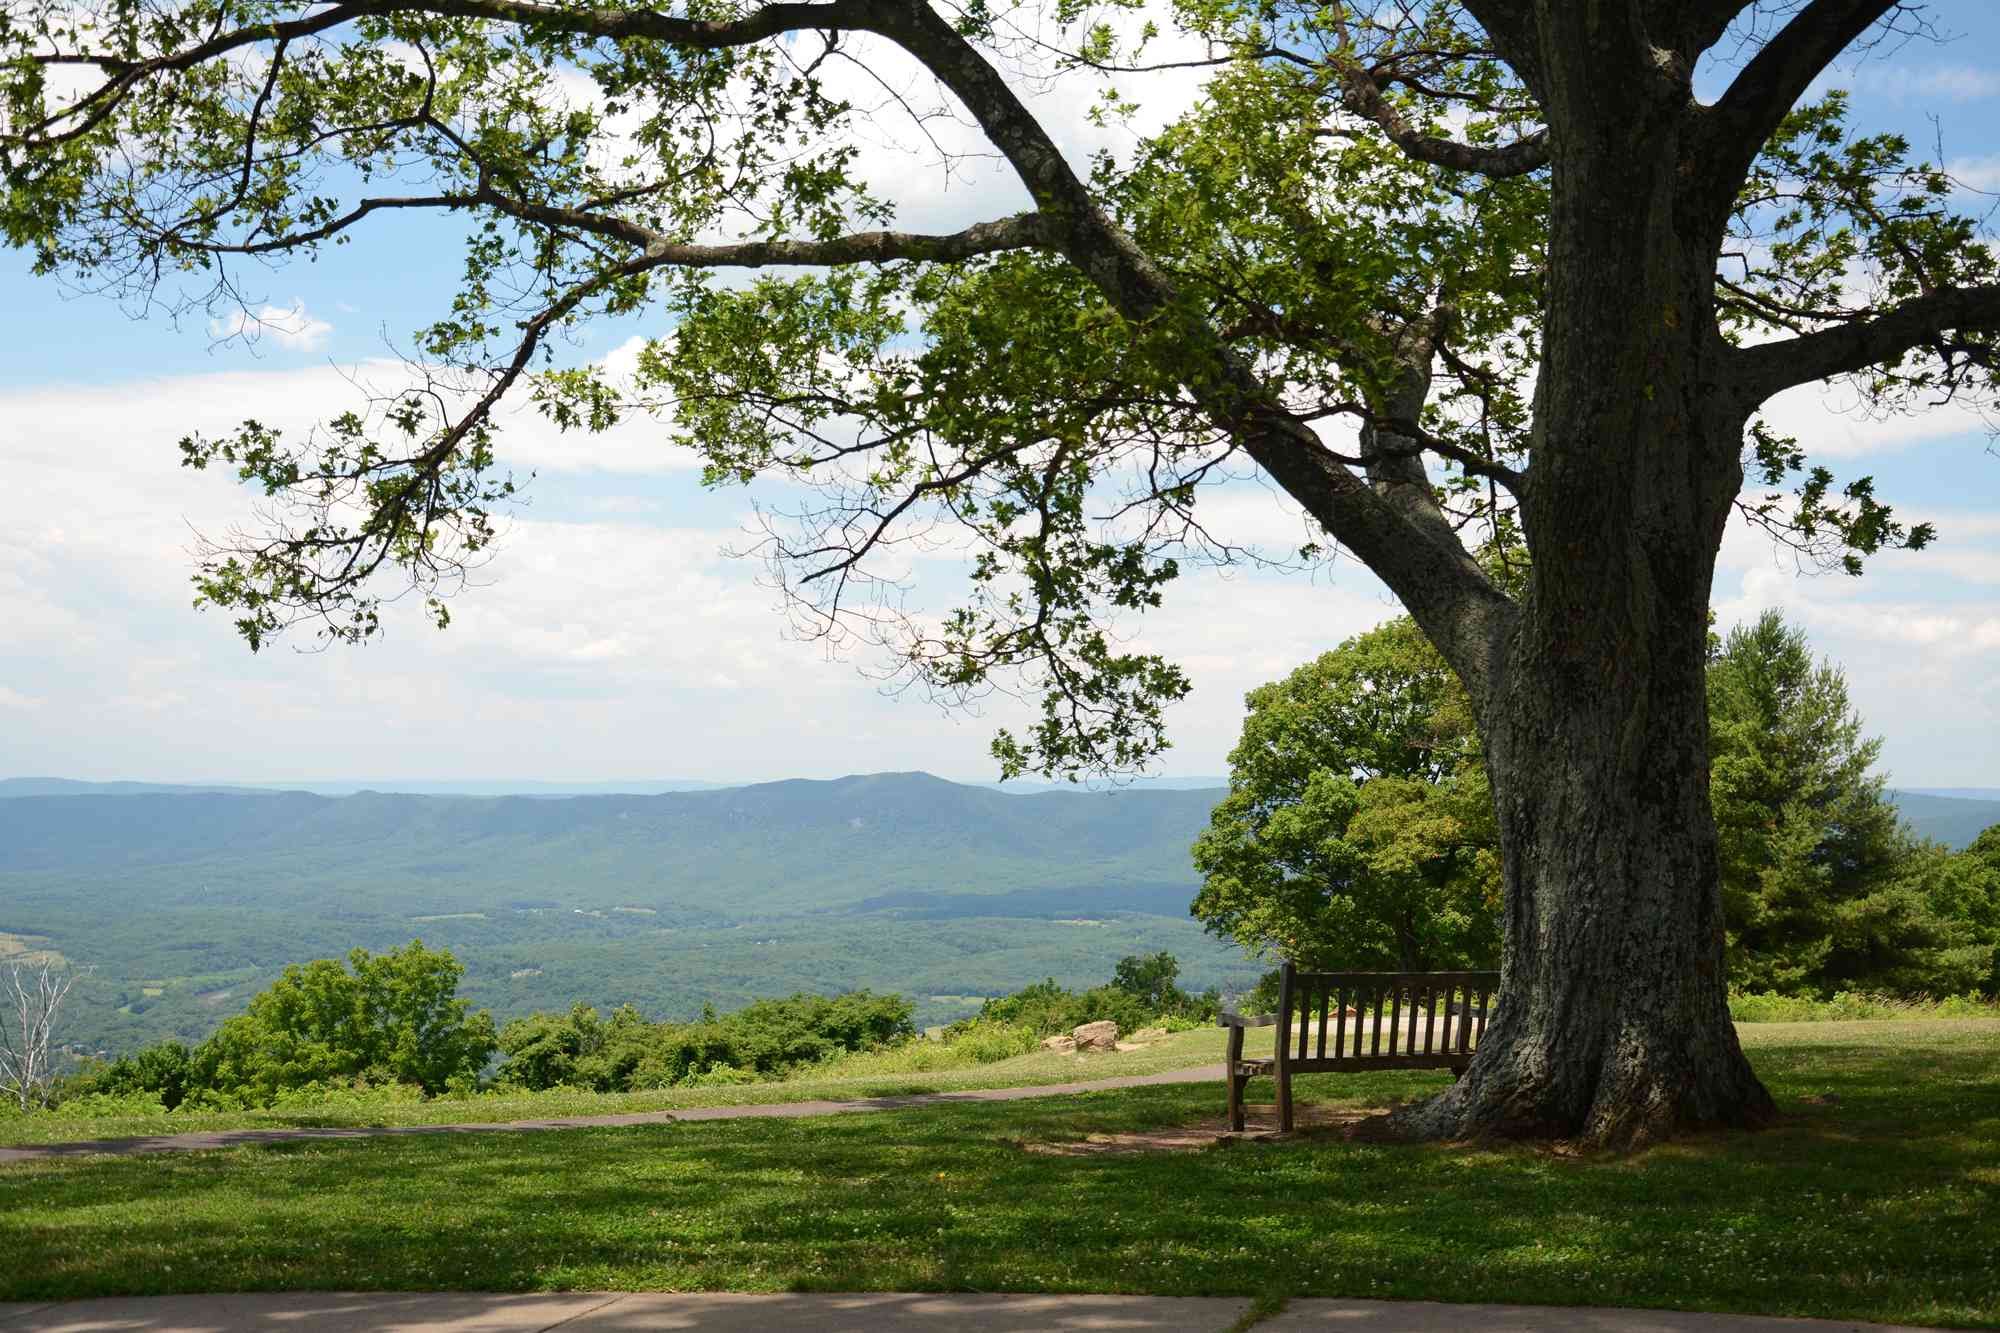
1707;613;1981;994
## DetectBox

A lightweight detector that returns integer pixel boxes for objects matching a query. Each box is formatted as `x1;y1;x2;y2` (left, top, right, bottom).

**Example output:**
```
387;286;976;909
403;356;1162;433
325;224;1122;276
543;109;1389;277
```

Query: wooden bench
1219;962;1500;1131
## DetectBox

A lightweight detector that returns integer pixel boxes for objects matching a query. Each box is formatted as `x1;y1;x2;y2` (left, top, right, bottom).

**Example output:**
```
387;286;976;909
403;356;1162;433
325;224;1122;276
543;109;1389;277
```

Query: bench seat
1221;963;1499;1131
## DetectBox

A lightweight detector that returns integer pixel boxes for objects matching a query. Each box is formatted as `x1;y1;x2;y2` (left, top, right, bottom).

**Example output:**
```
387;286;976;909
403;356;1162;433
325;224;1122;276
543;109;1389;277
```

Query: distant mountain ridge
1885;790;2000;850
0;777;279;798
0;771;1254;1057
0;772;1225;903
0;776;727;799
3;774;1234;799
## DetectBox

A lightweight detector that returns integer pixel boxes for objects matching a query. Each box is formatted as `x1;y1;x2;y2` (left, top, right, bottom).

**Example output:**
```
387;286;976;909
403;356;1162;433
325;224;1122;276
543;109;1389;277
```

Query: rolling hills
5;772;1992;1060
0;773;1257;1056
1884;790;2000;850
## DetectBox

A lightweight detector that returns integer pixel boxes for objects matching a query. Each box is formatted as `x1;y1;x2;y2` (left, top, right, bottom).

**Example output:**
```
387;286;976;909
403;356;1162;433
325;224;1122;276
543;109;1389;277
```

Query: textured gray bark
1393;20;1775;1145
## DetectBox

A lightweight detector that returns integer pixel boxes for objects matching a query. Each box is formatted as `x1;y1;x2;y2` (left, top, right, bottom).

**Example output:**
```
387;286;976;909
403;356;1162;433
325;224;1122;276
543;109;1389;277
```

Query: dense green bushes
1727;989;1999;1023
964;952;1218;1038
492;990;916;1092
46;948;1210;1115
1197;609;2000;1002
73;942;496;1111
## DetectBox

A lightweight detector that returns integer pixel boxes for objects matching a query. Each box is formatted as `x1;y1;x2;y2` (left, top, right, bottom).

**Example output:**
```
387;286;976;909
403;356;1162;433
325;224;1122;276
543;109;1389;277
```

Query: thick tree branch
177;179;1056;267
520;202;1062;268
856;0;1515;699
1692;0;1898;217
1733;283;2000;401
1455;0;1544;100
22;0;882;146
1667;0;1756;56
1328;62;1548;180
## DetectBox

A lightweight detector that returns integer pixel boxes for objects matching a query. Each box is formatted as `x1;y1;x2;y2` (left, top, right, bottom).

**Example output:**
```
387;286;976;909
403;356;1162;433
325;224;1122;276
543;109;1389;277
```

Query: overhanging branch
21;0;886;147
1326;63;1548;181
1692;0;1900;218
1733;283;2000;401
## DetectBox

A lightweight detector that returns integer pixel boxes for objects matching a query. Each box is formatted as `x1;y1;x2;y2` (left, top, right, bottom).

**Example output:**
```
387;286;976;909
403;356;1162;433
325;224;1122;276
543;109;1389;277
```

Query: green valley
0;773;1260;1056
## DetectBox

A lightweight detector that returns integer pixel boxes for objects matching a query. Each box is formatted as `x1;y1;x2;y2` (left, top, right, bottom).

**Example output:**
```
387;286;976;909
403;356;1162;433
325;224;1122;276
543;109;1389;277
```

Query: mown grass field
2;1020;1997;1327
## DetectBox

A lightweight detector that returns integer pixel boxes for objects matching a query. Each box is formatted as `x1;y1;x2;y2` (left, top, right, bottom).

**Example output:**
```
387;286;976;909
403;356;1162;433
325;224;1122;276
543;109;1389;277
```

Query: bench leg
1225;1025;1246;1132
1277;1067;1294;1134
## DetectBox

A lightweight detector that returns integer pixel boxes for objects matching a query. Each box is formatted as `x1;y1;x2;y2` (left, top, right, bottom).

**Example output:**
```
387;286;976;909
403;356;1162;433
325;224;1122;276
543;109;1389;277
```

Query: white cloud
1845;63;2000;102
1714;507;2000;787
1755;378;1996;459
207;300;334;352
0;346;1411;783
1946;154;2000;195
9;345;1997;787
0;348;700;479
0;685;43;713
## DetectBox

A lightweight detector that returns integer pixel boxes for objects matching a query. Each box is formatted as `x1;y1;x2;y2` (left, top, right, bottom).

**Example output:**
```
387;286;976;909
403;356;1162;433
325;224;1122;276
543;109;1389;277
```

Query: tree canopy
10;0;2000;1143
5;0;1981;768
1190;615;1500;973
200;940;496;1101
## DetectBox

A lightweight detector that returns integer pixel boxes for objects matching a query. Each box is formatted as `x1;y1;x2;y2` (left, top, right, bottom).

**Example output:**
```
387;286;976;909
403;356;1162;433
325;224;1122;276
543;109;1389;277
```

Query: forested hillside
0;773;1256;1055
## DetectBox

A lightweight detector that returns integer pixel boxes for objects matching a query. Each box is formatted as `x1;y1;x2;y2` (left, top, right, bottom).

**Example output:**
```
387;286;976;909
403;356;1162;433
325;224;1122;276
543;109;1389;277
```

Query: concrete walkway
0;1066;1230;1164
0;1292;1955;1332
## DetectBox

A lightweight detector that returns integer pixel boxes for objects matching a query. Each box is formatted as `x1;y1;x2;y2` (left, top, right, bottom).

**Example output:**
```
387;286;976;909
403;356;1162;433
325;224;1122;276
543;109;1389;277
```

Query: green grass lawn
2;1020;1997;1327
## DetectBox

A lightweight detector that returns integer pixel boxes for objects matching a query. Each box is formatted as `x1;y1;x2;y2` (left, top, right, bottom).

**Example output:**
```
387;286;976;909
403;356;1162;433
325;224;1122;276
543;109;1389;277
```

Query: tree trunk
1394;88;1777;1148
1397;623;1777;1146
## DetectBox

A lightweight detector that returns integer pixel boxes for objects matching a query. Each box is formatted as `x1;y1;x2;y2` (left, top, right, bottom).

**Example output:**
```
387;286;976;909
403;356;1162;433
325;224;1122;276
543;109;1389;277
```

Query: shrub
266;1079;428;1111
1728;988;2000;1022
58;943;495;1113
496;990;917;1092
82;1041;196;1110
46;1089;168;1119
944;1019;1040;1064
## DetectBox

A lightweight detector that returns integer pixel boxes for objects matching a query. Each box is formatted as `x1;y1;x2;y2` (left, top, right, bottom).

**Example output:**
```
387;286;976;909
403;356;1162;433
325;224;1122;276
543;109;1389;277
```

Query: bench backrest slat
1272;965;1500;1073
1226;966;1502;1133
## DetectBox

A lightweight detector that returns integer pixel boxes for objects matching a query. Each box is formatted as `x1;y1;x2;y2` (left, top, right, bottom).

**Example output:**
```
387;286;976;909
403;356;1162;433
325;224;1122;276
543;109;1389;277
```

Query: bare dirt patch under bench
1019;1102;1372;1155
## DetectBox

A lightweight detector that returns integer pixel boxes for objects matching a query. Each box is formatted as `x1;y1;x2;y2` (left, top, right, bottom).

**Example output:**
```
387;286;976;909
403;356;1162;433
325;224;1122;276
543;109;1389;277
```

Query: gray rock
1071;1020;1120;1052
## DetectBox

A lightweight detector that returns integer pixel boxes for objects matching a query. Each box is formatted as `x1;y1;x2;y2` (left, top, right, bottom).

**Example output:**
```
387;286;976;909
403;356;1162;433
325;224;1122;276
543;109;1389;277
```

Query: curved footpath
0;1065;1230;1164
0;1291;1957;1332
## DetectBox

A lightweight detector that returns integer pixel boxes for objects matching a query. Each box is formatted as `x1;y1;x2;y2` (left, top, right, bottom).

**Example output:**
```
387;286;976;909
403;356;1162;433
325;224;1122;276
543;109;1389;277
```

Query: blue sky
2;4;1998;788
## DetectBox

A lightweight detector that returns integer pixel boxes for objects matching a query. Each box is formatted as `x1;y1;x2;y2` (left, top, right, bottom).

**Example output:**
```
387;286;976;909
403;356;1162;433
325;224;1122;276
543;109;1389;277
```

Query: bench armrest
1217;1010;1278;1029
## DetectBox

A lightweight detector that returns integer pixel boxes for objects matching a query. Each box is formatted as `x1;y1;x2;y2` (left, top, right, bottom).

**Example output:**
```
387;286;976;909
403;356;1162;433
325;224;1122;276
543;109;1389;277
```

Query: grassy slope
3;1021;1997;1327
0;1029;1238;1147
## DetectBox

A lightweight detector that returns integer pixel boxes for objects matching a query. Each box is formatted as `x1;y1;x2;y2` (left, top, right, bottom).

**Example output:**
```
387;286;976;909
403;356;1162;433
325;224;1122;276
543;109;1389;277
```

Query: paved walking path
0;1065;1230;1163
0;1291;1955;1332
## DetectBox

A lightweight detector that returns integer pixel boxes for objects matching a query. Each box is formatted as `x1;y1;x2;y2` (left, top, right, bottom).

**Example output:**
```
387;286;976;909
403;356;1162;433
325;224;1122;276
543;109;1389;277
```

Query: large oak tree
6;0;1996;1144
